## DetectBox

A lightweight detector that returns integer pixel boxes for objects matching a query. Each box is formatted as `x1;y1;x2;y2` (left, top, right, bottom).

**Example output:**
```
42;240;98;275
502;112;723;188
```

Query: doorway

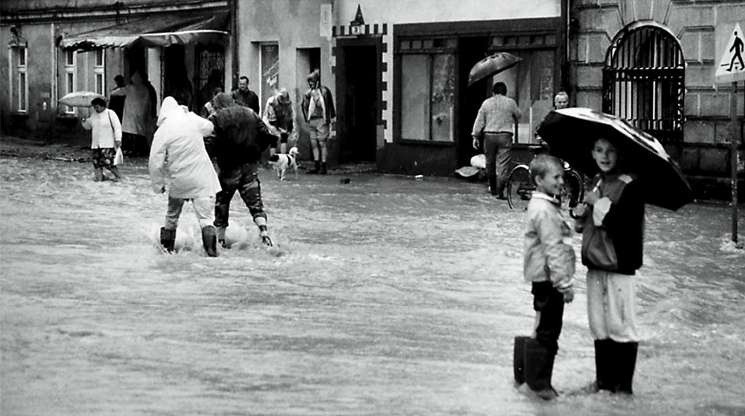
337;40;379;163
457;36;490;167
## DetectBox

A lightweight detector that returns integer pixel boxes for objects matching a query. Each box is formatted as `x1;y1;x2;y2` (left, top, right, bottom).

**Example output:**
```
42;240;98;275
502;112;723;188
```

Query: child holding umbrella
572;137;645;395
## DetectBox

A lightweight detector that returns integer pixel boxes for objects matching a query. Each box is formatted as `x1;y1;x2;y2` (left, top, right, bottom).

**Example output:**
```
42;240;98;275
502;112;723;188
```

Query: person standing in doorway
80;97;122;182
208;92;278;247
263;88;296;155
111;71;154;157
471;82;522;199
231;75;260;114
108;75;127;122
302;70;336;174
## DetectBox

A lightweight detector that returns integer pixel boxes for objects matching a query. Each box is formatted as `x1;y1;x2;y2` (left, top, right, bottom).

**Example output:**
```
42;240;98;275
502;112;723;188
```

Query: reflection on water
1;157;744;415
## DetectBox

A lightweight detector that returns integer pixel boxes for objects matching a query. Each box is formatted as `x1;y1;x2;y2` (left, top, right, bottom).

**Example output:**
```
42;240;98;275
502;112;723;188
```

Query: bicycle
505;147;584;211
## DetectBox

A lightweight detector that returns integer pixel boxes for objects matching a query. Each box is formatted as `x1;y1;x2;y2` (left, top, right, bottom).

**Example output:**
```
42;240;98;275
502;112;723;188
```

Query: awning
60;12;229;50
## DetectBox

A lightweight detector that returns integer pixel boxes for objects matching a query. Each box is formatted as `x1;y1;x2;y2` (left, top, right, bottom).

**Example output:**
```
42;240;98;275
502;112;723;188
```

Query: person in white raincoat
149;96;221;256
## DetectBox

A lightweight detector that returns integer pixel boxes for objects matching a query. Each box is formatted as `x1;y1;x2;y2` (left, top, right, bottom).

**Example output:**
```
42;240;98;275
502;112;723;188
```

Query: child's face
592;138;618;173
535;163;564;196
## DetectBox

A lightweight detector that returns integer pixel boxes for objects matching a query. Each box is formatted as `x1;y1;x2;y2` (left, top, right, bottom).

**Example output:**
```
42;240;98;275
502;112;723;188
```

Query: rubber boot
320;162;328;175
614;341;638;394
514;336;530;385
216;226;227;248
593;339;615;392
524;338;559;400
488;175;498;195
201;225;218;257
160;227;176;253
94;168;104;182
308;160;320;174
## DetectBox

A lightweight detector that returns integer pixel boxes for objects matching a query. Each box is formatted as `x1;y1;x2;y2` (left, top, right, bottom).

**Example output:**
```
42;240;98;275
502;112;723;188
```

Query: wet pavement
1;139;745;415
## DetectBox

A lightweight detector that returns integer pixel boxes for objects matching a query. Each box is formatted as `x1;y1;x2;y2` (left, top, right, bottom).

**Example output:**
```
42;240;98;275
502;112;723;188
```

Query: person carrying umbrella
571;137;644;395
80;97;122;182
471;81;522;199
538;107;693;395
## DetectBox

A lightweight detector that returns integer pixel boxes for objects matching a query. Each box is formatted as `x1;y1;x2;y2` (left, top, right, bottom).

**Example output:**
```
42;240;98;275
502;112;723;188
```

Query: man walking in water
471;81;522;199
208;93;278;247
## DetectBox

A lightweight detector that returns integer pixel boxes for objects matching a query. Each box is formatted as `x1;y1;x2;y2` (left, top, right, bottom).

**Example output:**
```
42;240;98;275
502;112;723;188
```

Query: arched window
602;22;685;143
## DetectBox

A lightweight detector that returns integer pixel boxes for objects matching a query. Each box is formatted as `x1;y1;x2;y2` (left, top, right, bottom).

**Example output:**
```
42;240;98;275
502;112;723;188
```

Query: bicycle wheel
506;164;534;210
562;169;584;210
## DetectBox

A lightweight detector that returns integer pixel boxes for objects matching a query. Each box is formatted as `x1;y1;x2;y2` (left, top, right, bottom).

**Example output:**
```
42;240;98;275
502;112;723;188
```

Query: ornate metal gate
602;22;685;143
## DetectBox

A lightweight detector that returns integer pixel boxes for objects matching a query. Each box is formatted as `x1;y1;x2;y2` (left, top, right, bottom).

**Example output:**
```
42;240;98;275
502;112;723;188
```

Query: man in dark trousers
471;82;522;199
208;92;277;247
231;75;260;114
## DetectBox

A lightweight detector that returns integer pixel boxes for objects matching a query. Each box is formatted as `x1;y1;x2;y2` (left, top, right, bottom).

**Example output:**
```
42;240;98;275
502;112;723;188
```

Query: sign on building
715;22;745;83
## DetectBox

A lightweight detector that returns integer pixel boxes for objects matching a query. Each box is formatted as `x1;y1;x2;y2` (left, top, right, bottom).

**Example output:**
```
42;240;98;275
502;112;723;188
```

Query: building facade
236;0;567;174
572;0;744;199
0;0;230;145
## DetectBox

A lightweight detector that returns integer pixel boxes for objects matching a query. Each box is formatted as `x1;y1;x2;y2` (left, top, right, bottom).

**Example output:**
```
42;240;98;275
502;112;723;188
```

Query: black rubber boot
201;225;218;257
488;175;498;195
160;227;176;253
615;341;638;394
524;338;559;400
308;160;320;174
320;162;327;175
594;339;615;392
514;336;530;385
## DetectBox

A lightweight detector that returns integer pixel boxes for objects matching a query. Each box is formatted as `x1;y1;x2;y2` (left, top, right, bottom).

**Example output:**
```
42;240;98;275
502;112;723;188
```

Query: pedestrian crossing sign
716;23;745;83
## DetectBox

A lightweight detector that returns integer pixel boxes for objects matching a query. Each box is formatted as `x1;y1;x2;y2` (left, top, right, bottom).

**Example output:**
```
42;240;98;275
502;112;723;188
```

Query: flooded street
1;154;744;415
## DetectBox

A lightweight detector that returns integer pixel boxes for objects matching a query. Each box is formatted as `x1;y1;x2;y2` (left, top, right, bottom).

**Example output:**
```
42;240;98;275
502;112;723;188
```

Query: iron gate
602;22;685;143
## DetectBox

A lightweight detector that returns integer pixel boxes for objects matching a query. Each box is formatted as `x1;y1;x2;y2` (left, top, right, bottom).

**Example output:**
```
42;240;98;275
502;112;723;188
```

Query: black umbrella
467;52;522;86
537;107;693;211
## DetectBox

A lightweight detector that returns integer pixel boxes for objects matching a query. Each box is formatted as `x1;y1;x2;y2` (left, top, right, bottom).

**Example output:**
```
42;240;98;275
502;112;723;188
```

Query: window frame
64;49;77;114
395;37;457;144
13;46;28;112
94;49;105;95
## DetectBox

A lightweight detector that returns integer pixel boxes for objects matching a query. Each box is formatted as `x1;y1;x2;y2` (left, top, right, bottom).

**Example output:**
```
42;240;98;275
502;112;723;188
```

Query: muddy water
1;157;744;415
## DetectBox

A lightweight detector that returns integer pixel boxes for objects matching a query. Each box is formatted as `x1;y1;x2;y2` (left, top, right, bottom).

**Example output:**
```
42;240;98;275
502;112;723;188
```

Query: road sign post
716;22;744;247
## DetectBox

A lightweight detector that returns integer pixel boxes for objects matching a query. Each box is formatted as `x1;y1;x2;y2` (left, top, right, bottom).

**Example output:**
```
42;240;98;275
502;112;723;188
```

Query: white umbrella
58;91;105;107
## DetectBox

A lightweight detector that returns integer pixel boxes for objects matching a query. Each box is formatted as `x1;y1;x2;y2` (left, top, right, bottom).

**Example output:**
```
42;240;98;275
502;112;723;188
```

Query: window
259;42;279;114
399;38;456;142
94;49;105;95
64;50;77;113
603;23;685;143
14;47;28;112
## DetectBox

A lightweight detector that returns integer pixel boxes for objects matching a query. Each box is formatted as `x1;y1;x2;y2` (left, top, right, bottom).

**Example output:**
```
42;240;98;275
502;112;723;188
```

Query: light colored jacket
471;94;522;136
149;97;220;199
523;192;575;292
82;108;122;149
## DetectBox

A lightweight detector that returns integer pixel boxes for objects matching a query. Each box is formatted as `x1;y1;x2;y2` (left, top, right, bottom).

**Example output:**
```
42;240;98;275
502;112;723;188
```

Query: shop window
94;49;105;95
399;44;456;142
12;47;28;112
64;50;77;114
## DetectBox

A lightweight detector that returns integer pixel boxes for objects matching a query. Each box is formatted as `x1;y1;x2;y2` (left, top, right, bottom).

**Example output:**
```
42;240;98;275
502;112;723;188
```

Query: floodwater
1;155;744;416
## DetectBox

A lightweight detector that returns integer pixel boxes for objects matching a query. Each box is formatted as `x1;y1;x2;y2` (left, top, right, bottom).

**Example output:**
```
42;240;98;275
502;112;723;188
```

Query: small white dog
268;146;300;181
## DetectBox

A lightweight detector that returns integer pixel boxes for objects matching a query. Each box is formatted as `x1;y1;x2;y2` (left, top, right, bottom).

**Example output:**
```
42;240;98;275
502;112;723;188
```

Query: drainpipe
560;0;570;93
231;0;239;91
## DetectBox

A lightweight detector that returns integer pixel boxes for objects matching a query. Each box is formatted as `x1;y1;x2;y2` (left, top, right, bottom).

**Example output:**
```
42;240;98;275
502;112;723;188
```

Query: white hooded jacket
149;97;220;198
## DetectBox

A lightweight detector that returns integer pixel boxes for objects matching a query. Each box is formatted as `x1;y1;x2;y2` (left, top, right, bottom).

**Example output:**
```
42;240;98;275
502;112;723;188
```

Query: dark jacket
208;105;277;171
579;173;645;275
301;85;335;123
231;88;260;114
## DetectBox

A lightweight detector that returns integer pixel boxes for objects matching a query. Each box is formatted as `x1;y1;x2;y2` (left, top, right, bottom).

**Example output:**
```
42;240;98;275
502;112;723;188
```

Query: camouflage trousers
91;147;116;169
214;162;267;228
